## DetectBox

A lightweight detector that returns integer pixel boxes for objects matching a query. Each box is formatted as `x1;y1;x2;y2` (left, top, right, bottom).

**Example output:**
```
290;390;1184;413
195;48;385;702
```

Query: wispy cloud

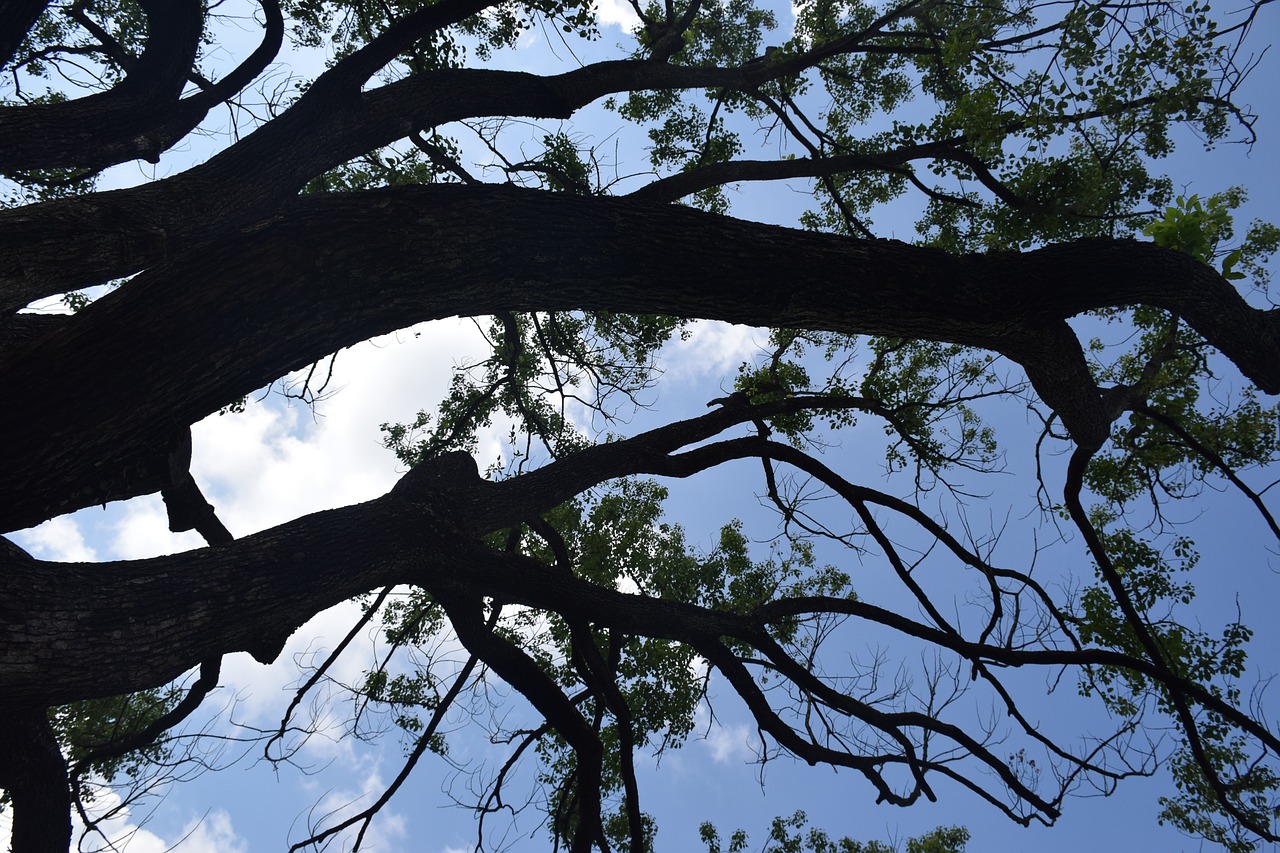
695;704;757;765
0;794;248;853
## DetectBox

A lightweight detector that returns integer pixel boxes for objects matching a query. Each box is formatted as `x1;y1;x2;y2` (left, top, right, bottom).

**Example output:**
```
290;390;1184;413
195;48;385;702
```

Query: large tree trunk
0;709;71;853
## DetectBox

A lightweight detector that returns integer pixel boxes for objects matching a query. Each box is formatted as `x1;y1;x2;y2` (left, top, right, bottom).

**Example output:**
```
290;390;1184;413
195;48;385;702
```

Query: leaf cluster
700;810;969;853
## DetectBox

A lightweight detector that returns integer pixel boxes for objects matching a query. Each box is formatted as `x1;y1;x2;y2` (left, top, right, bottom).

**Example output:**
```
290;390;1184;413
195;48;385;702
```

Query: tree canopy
1;0;1279;851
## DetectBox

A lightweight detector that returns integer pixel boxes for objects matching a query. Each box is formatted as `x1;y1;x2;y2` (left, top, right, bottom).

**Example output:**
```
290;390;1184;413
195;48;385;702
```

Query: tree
2;0;1279;850
701;811;970;852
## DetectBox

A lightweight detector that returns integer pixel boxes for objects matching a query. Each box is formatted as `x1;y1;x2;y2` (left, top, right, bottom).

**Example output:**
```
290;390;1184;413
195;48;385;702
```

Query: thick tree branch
3;420;1276;842
438;591;607;853
0;487;443;709
3;186;1276;531
0;0;207;171
0;60;741;311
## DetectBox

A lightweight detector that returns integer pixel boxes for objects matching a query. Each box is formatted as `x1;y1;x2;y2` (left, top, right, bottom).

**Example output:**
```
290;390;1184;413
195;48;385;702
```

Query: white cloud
595;0;642;28
218;597;375;727
297;765;408;852
663;321;768;386
188;318;496;540
0;793;247;853
110;494;205;560
705;720;754;764
171;320;496;725
16;321;489;561
11;515;97;561
169;810;251;853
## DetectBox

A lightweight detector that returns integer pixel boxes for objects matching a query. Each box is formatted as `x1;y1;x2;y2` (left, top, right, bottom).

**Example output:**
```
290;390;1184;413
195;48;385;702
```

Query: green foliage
535;132;594;194
304;142;456;193
735;345;814;439
1075;488;1278;849
1076;512;1246;703
53;688;181;808
728;329;1003;474
700;811;969;853
1;160;98;207
1139;190;1280;298
360;478;851;849
1160;722;1280;853
282;0;598;70
1143;192;1242;268
382;311;685;465
217;396;248;416
10;0;1280;848
613;0;778;212
1085;195;1279;511
857;337;1000;473
1070;196;1280;850
792;0;1241;245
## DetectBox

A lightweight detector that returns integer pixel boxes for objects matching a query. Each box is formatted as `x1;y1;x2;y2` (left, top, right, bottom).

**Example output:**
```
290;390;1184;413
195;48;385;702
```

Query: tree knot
391;450;483;505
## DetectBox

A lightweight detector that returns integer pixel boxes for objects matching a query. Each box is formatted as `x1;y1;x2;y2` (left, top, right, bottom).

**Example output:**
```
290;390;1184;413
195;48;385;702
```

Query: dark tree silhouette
1;0;1279;851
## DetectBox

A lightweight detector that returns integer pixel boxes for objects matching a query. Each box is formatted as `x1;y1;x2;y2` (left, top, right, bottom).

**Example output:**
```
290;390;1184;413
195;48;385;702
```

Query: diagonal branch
0;0;207;171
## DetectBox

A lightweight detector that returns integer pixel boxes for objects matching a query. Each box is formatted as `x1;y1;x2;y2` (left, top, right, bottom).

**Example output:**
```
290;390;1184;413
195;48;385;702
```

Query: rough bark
0;442;741;710
3;185;1277;532
2;5;1277;848
0;496;426;708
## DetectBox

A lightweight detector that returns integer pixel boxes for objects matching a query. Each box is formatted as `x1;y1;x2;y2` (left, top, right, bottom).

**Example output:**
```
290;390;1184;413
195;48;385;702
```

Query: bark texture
3;185;1277;532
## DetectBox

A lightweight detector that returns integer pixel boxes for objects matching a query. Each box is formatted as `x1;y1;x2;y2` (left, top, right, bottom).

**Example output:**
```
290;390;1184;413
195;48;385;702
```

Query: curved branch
0;59;744;310
1063;444;1280;839
0;0;52;70
437;591;607;852
3;0;282;175
180;0;284;114
0;470;465;709
302;0;505;96
0;0;206;171
69;658;222;781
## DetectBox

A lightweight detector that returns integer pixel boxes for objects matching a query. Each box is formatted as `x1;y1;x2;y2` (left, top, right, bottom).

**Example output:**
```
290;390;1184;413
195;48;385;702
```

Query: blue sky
6;0;1280;850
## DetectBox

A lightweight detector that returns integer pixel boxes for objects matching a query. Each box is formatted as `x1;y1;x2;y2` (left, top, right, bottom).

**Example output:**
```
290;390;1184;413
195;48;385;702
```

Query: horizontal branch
0;59;740;311
0;442;741;709
3;185;1275;531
